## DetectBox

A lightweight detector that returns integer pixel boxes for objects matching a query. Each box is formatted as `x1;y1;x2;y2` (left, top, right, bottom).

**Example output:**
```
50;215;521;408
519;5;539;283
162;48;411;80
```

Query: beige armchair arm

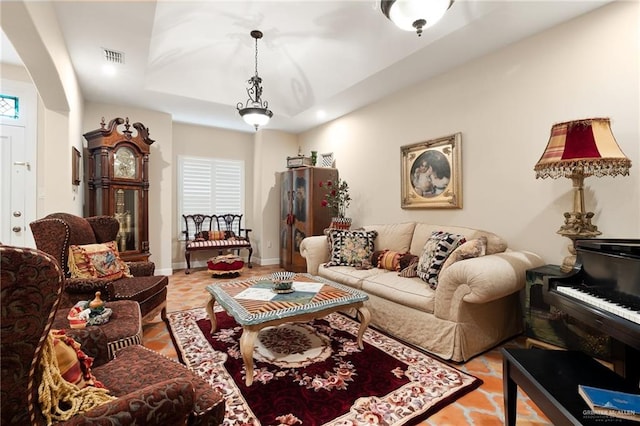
299;236;330;276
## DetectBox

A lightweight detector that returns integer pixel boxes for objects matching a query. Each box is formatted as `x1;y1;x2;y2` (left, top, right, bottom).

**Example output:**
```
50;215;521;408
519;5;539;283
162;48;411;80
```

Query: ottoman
207;254;245;278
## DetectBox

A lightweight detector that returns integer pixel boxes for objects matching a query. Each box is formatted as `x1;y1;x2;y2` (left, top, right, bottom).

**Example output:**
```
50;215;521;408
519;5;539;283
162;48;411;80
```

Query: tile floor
142;265;552;426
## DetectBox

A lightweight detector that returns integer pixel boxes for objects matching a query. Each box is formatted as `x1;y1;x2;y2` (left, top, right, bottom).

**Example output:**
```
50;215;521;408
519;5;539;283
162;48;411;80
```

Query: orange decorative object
89;291;105;310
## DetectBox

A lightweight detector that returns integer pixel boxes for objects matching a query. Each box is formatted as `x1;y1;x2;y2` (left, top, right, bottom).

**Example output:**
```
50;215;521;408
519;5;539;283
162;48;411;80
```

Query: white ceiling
2;1;612;134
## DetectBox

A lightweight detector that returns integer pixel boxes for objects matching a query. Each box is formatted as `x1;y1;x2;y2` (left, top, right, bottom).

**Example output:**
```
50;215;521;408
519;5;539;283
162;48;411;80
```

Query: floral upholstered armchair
1;244;225;425
30;212;167;322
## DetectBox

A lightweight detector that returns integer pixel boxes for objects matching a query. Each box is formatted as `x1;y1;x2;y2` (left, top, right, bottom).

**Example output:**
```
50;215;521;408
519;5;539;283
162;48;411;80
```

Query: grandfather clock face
113;146;137;179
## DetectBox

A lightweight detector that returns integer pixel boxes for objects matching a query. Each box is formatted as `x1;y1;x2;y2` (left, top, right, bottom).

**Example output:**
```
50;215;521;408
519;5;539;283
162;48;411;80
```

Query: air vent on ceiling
103;48;124;64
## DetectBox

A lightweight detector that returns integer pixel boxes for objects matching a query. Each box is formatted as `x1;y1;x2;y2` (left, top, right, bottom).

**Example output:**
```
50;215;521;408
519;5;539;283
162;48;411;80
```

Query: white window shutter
178;156;244;238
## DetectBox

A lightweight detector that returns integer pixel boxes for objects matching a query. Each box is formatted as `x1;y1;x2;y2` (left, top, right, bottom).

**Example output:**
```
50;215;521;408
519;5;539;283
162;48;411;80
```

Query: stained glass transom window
0;94;19;119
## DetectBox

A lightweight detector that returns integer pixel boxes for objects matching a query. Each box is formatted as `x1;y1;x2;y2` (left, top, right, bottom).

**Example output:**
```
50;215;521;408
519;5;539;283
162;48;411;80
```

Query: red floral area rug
166;307;481;426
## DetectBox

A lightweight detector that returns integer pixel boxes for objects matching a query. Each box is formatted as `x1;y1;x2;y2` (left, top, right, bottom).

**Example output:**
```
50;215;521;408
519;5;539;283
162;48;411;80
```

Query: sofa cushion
398;256;419;278
378;250;403;271
50;329;104;389
318;264;386;290
416;231;466;289
326;229;378;267
68;241;131;281
441;236;487;271
470;231;507;255
361;272;435;314
363;222;415;252
409;223;507;255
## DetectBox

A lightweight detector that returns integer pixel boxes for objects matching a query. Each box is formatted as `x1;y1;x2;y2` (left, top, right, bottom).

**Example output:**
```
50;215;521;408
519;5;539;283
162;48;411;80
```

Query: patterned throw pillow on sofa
68;241;131;280
417;231;466;289
326;229;378;267
441;236;488;271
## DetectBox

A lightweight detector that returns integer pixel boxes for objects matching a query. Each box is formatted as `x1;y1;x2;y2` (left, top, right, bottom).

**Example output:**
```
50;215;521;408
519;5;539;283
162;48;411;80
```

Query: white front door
1;79;37;247
0;124;29;245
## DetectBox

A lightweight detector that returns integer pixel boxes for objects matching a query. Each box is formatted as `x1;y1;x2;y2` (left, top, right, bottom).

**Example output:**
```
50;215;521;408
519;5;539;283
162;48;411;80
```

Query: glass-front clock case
84;117;155;262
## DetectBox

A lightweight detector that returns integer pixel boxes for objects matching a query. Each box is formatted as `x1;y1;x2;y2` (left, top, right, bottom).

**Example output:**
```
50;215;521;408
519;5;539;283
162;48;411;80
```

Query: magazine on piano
578;385;640;422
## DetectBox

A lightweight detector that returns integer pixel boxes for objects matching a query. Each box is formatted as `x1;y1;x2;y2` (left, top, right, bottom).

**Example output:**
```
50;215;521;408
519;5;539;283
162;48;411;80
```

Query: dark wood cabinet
280;166;337;272
84;117;154;262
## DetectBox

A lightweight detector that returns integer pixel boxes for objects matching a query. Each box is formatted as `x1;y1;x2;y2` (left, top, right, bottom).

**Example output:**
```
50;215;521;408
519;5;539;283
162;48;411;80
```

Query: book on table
578;384;640;422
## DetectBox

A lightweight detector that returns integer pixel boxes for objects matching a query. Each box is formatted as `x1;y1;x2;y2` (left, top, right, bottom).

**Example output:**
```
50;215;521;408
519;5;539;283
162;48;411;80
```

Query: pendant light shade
237;30;273;131
381;0;453;36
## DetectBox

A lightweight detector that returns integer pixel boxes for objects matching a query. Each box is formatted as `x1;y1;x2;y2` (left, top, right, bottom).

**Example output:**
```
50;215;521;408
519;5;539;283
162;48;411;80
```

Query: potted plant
319;178;352;229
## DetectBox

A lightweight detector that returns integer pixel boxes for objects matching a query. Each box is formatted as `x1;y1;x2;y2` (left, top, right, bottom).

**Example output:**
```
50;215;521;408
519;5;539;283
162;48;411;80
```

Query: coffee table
205;273;370;386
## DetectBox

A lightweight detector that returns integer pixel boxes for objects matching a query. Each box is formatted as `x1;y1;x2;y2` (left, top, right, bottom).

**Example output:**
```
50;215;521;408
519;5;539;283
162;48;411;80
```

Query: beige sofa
300;222;544;362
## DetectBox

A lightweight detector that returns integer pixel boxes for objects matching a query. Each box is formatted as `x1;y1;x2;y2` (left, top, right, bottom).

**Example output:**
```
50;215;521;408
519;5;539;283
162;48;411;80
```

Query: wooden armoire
280;166;338;272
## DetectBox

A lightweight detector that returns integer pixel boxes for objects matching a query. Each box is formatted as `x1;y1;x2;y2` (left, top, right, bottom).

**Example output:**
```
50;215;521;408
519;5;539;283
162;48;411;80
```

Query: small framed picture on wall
72;147;81;186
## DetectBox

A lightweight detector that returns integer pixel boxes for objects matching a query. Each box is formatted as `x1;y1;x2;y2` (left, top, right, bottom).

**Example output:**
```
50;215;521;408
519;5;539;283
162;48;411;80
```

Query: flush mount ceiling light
381;0;453;37
237;30;273;131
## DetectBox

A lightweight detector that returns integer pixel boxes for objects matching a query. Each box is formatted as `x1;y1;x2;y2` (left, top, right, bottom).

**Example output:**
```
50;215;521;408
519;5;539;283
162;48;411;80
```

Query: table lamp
534;117;631;272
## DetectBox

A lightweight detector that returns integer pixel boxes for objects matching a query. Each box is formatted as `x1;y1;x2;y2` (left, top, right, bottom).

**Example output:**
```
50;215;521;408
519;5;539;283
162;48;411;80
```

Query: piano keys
545;239;640;381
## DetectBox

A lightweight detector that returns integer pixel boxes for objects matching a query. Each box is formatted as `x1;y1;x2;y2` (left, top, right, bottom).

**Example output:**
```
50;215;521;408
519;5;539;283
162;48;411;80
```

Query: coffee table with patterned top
205;273;370;386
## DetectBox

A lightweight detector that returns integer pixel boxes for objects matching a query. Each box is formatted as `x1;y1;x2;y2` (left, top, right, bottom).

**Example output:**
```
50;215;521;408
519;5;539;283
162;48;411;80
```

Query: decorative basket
271;271;296;293
330;217;352;230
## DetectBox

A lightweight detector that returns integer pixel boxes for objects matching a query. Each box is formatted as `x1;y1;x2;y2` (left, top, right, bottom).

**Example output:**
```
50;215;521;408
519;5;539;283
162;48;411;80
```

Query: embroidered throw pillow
416;231;466;289
326;229;378;267
68;241;131;280
441;236;488;271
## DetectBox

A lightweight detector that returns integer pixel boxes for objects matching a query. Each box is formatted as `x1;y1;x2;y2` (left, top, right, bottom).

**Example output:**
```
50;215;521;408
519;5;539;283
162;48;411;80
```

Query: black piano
545;238;640;382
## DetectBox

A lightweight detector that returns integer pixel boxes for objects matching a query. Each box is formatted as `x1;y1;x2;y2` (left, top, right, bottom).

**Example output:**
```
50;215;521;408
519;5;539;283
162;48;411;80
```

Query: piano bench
524;337;615;371
502;348;638;426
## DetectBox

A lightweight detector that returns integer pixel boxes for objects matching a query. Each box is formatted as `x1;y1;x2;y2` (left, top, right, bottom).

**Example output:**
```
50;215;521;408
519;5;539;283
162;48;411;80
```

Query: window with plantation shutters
177;156;244;238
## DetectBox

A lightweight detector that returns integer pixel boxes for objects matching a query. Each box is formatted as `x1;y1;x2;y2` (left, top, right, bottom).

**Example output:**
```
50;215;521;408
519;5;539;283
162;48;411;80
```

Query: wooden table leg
503;356;517;426
240;327;260;386
355;305;371;349
206;296;217;334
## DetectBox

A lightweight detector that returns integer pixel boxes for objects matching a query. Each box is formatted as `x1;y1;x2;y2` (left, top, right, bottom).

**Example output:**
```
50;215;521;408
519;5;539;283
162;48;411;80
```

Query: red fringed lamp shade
534;118;631;178
534;117;632;272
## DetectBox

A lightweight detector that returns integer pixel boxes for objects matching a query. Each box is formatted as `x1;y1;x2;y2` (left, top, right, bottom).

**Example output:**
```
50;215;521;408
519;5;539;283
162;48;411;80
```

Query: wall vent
103;48;125;64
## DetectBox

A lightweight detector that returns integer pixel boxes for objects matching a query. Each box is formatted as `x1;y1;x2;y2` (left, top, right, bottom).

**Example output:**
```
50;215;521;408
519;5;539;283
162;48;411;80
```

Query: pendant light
237;30;273;131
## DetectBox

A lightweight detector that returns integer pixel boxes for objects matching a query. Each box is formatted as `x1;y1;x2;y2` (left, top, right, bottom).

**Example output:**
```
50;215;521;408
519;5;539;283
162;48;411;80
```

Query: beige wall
1;0;84;218
298;1;640;266
171;122;253;269
253;130;299;265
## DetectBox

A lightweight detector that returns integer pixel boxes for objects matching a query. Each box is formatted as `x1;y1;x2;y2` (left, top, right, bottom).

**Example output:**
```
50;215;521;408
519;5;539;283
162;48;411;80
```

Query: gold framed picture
401;133;462;209
72;147;81;186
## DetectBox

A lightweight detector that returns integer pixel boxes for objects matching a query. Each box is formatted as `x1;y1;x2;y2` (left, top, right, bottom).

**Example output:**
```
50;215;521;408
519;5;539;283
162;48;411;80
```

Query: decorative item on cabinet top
287;155;313;168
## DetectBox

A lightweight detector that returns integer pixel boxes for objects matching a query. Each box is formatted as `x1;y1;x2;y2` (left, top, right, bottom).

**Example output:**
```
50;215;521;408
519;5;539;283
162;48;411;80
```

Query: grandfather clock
84;117;154;262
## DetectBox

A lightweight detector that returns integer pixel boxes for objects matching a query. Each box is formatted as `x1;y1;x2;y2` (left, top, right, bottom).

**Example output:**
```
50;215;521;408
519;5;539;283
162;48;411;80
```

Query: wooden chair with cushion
1;244;225;425
182;213;253;274
30;212;167;322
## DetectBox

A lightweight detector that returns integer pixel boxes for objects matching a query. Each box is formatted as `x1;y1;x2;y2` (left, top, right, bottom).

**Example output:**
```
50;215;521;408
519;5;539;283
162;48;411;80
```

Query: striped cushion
417;231;466;289
378;250;403;271
186;239;250;249
208;230;227;240
50;329;104;388
398;256;419;278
